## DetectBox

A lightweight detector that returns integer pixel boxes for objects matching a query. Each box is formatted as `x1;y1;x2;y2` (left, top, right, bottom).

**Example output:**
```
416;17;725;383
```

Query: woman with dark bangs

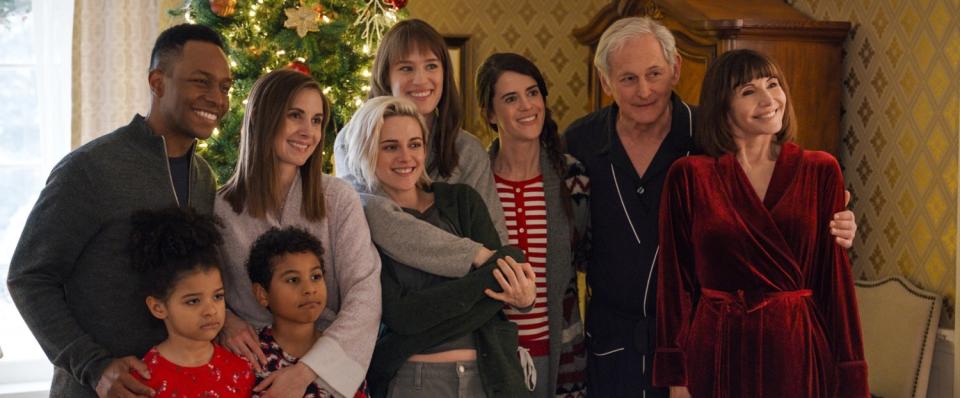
335;19;508;281
476;52;588;397
652;49;868;397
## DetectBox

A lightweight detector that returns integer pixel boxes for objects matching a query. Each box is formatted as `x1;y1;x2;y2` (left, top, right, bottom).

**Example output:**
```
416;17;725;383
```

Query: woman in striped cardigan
478;52;589;398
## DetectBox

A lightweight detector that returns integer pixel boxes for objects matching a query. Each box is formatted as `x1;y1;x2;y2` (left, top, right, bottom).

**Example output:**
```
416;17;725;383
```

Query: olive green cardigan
366;182;528;397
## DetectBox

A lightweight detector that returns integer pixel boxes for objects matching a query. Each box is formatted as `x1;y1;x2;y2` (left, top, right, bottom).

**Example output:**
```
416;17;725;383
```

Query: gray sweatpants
387;361;484;397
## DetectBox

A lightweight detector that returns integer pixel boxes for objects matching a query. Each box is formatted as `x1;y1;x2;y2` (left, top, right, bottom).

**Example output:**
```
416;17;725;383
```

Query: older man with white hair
564;16;857;397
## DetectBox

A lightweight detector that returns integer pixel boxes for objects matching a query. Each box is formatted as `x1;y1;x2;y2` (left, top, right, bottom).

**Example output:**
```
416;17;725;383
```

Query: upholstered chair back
855;276;942;398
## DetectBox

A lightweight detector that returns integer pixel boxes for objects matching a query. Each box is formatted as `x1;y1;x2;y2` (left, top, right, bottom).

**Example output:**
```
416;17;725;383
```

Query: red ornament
209;0;237;17
386;0;407;10
286;61;311;76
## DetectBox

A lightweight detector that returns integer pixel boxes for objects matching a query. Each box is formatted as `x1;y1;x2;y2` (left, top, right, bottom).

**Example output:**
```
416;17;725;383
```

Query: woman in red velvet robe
652;49;868;398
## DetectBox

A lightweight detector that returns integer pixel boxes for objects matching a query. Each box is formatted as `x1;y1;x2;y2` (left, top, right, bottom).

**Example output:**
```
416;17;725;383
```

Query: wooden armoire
574;0;850;154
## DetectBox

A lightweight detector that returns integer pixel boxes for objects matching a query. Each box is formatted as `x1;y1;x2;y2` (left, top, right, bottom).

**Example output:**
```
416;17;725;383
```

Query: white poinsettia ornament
283;6;319;38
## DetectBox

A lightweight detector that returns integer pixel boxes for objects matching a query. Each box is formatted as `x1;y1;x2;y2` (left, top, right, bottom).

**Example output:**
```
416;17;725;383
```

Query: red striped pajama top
495;174;550;357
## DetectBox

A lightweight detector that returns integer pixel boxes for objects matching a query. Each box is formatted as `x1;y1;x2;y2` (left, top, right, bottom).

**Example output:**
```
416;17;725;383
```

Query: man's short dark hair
150;23;226;72
246;227;325;290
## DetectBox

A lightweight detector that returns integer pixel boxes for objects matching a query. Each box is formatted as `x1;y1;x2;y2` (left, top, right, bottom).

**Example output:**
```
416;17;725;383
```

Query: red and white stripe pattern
495;174;550;357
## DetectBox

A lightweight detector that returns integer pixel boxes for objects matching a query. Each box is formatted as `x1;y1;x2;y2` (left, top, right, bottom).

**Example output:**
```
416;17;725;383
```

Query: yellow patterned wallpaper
789;0;960;325
406;0;610;141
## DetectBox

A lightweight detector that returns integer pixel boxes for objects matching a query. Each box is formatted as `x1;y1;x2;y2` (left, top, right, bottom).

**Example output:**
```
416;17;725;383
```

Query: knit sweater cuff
84;356;112;391
301;336;364;397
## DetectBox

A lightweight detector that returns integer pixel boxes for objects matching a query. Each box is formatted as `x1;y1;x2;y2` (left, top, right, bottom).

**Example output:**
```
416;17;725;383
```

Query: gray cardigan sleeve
359;193;481;278
333;130;480;278
6;154;113;389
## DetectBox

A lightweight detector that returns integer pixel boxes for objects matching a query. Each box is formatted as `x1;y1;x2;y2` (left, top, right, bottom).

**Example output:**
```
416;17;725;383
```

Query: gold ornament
209;0;237;17
284;6;320;38
313;3;328;23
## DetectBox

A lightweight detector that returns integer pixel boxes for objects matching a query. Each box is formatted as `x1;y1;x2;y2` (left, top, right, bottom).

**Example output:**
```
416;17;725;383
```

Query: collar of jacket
123;114;209;210
594;93;694;185
126;114;200;159
593;92;693;157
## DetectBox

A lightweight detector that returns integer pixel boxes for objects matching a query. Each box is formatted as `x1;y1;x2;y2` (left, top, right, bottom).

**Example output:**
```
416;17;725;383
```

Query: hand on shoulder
96;356;154;398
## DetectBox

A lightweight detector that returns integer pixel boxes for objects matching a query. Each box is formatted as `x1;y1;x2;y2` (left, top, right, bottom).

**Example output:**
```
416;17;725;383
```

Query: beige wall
159;0;185;28
407;0;610;142
788;0;960;325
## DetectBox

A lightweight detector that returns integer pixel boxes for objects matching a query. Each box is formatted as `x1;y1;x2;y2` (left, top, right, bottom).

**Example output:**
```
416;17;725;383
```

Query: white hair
594;16;678;82
337;96;432;193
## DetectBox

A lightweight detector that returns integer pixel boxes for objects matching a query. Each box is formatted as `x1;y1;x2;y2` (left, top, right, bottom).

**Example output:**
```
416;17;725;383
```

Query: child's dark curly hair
129;207;224;300
246;227;325;290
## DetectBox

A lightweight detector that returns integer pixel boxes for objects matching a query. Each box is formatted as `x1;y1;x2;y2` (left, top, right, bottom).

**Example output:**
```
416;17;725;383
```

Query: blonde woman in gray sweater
214;69;381;398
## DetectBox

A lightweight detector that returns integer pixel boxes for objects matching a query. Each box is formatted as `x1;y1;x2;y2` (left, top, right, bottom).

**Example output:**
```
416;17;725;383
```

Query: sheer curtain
72;1;161;145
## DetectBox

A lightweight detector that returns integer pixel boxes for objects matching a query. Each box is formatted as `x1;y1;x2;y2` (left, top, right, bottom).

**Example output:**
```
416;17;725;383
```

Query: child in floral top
129;208;254;397
247;226;369;398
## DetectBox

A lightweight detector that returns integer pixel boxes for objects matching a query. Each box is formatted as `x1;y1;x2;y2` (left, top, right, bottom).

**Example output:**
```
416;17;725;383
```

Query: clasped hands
483;256;537;309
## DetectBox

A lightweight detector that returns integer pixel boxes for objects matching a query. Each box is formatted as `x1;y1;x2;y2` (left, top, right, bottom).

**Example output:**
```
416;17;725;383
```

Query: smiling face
146;268;226;344
727;76;787;140
488;71;545;143
601;34;680;128
273;88;326;172
374;115;427;201
388;49;444;117
254;251;327;325
149;40;232;142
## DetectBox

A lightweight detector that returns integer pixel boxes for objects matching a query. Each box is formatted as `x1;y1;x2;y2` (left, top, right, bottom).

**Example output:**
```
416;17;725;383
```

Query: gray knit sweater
215;173;381;397
334;128;507;277
6;115;217;397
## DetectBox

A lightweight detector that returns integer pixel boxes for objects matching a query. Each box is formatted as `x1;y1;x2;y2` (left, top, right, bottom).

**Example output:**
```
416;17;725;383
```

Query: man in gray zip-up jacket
6;24;231;398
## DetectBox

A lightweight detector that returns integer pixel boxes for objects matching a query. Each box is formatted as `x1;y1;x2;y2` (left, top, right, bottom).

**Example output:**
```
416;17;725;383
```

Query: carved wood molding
574;0;664;46
703;19;851;41
574;0;850;46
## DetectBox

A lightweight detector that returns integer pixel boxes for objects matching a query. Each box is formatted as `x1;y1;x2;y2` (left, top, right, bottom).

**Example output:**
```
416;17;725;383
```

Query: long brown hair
220;69;331;221
477;52;572;221
696;49;797;157
368;19;462;178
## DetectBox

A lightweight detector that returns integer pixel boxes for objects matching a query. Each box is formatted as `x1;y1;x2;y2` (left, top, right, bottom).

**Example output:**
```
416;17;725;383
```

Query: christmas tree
177;0;406;180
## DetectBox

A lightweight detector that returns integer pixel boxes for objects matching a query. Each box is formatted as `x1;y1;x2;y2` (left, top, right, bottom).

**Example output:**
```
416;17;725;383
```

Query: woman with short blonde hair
341;96;535;397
